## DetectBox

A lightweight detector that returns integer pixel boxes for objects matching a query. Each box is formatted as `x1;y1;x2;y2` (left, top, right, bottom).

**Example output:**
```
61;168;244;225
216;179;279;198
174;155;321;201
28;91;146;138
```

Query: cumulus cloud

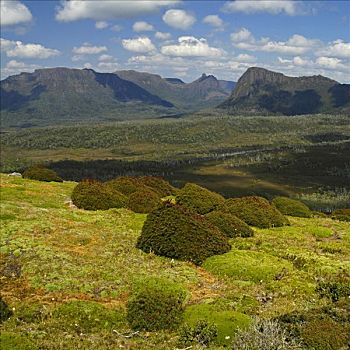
56;1;179;21
97;61;119;71
161;36;224;57
1;59;41;79
72;44;107;55
163;9;196;29
315;56;348;70
95;21;109;29
222;0;301;16
133;21;154;32
230;28;255;43
155;32;172;40
316;40;350;58
122;37;156;53
0;1;32;26
234;53;257;62
203;15;224;28
1;39;60;59
98;54;114;62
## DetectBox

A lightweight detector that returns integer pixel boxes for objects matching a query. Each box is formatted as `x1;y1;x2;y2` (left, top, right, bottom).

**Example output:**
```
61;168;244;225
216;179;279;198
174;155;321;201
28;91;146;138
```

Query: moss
53;301;124;332
272;196;312;218
176;183;225;215
0;297;13;322
23;165;62;182
71;180;127;210
183;303;251;346
178;320;218;347
127;277;187;331
127;188;161;213
136;202;231;265
203;249;292;283
308;226;333;238
137;176;178;197
0;332;38;350
220;196;289;228
15;302;48;323
204;210;254;238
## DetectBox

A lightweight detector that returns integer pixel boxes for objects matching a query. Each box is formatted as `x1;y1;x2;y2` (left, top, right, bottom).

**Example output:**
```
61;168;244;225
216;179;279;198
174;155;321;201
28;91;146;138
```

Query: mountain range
1;66;349;128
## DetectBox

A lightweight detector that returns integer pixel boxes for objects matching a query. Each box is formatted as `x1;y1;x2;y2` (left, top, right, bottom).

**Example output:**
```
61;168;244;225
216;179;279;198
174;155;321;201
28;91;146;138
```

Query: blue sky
1;0;349;82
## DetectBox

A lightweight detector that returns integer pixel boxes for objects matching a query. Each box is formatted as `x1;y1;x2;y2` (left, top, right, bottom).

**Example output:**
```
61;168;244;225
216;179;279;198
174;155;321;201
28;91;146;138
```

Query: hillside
0;68;175;128
115;70;236;110
1;174;350;349
218;67;350;115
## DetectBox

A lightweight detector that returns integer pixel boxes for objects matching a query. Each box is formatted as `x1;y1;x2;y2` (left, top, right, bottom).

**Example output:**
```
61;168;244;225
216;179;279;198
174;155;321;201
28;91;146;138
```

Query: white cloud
316;56;348;70
97;61;119;72
317;40;350;58
111;24;122;32
122;37;156;53
133;21;154;32
95;21;109;29
230;28;255;43
0;1;32;26
72;44;108;55
98;54;114;62
235;53;257;62
203;15;224;28
56;1;179;21
1;60;41;79
2;39;60;59
155;32;172;40
161;36;224;57
222;0;301;16
163;9;196;29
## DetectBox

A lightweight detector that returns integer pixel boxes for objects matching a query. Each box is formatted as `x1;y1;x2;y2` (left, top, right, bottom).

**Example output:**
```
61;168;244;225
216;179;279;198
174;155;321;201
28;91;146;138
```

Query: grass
1;174;349;349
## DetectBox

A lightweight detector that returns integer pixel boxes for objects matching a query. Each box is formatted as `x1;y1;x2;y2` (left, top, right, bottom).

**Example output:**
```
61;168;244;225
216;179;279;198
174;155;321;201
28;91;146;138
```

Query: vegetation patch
178;320;218;348
220;196;289;228
23;165;62;182
182;303;251;346
203;249;293;283
136;176;178;197
272;196;312;218
136;202;231;265
332;208;350;222
104;176;142;196
176;183;225;215
127;188;161;213
0;297;13;322
71;180;127;210
0;332;38;350
126;277;187;331
204;210;254;238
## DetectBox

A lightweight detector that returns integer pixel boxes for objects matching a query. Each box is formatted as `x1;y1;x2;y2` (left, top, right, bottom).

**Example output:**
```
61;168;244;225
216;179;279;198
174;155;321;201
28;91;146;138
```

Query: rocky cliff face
219;67;349;115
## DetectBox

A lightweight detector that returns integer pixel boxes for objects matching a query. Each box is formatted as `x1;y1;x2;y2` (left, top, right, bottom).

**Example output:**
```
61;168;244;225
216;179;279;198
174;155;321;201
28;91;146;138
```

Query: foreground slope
218;67;350;115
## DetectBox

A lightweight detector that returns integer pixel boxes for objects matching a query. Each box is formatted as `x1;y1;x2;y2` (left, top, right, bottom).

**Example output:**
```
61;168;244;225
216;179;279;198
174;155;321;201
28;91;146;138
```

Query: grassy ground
1;174;349;349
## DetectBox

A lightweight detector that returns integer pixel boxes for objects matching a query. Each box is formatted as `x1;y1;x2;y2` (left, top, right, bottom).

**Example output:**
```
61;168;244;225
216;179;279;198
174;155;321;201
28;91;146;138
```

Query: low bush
104;176;142;196
331;208;350;222
231;318;302;350
127;188;161;213
127;277;187;331
178;320;218;347
137;176;178;197
0;297;12;322
204;211;254;238
176;183;225;215
0;332;38;350
316;280;350;302
23;165;62;182
272;196;312;218
71;180;127;210
220;196;289;228
136;202;231;265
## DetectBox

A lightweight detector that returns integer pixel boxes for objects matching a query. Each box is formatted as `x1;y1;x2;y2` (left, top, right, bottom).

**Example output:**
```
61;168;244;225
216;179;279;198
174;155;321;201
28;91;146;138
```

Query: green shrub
312;211;328;218
331;209;350;222
137;176;178;197
183;303;251;346
127;188;161;213
126;277;187;331
104;176;144;196
176;183;225;215
71;180;127;210
271;196;312;218
53;300;124;332
22;165;62;182
220;196;289;228
178;320;218;347
136;202;231;265
316;281;350;302
0;332;38;350
0;297;12;322
231;319;302;350
204;211;254;238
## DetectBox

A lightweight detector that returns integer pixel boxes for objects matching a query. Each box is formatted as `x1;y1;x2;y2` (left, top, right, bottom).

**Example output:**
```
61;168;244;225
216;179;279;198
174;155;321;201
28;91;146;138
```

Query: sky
1;0;350;83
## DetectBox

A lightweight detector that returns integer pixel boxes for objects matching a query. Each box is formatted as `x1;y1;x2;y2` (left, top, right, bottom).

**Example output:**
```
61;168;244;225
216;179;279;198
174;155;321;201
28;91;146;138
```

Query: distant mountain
0;67;174;128
115;70;236;110
218;67;350;115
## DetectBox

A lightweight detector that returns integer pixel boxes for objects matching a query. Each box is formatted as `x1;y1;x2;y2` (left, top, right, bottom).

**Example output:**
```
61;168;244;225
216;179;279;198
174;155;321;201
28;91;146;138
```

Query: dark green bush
204;210;254;238
316;281;350;302
331;209;350;222
23;165;62;182
71;180;127;210
176;183;225;215
0;332;38;350
178;320;218;347
127;188;161;213
220;196;289;228
0;297;12;322
136;202;231;265
137;176;178;197
104;176;144;196
271;196;312;218
127;277;187;331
